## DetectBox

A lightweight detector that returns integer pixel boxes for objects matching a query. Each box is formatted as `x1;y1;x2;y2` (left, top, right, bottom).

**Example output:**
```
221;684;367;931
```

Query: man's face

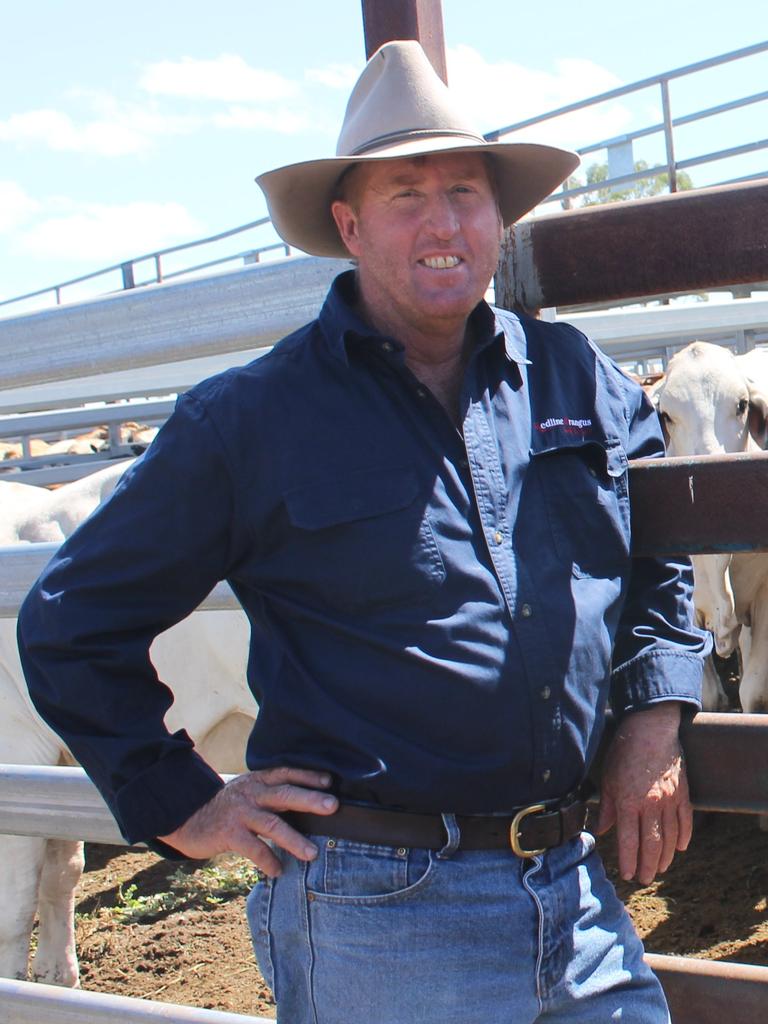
331;152;503;340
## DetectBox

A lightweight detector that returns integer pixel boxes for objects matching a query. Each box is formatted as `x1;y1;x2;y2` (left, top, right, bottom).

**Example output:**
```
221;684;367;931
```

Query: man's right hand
158;766;338;876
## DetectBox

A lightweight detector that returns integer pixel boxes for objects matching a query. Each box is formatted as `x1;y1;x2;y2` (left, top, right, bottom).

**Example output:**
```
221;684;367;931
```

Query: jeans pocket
305;836;434;904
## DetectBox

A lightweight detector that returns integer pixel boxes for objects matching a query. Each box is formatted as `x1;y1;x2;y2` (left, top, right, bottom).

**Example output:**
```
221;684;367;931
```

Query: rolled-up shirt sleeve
17;392;247;846
609;374;712;715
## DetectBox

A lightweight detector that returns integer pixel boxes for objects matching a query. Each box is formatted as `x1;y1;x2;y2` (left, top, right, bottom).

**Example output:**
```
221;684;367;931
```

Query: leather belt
286;793;589;858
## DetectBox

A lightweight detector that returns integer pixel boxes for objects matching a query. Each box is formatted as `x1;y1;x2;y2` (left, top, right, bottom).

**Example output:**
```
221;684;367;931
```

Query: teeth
422;255;460;269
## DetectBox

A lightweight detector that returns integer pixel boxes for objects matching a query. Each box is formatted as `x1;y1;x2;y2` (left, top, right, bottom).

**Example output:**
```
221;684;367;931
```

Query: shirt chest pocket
282;466;446;612
530;439;631;579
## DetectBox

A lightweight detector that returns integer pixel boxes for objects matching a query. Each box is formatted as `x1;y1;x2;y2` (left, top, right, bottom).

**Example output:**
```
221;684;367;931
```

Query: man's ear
747;375;768;448
331;200;360;258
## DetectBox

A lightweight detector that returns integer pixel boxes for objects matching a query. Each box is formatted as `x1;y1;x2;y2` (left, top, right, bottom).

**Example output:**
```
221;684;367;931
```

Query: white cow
0;460;132;545
0;461;255;986
654;341;768;712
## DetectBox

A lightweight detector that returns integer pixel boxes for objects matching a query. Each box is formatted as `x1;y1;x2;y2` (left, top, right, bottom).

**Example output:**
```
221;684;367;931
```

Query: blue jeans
247;816;669;1024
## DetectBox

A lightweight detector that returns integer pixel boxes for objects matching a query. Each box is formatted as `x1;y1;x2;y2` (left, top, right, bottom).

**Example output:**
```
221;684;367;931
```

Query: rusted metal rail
680;713;768;813
496;179;768;312
630;451;768;556
646;955;768;1024
591;714;768;815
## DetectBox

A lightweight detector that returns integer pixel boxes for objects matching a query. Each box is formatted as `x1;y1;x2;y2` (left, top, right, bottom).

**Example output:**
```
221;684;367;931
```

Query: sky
1;1;766;312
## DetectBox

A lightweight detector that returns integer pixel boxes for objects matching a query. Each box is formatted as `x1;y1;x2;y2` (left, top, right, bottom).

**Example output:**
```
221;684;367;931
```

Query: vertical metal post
121;262;136;290
660;78;678;193
361;0;448;83
154;254;163;284
606;139;635;194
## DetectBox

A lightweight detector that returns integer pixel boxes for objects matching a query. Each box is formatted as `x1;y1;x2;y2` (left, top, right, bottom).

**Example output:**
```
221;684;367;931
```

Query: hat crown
336;40;485;158
256;40;579;258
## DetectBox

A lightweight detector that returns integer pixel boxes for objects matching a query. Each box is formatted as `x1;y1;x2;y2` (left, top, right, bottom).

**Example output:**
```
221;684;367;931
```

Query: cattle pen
2;3;768;1022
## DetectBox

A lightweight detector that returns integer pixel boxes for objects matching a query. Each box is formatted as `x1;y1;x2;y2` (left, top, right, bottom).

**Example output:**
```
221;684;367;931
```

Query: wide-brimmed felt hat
256;40;580;258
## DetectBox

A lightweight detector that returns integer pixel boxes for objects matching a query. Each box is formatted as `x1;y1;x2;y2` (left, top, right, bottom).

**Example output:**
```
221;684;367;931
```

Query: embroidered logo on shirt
534;417;593;434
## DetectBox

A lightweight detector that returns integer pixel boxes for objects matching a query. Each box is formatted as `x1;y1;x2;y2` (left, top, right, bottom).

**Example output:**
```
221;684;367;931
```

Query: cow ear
658;411;671;447
747;376;768;448
647;378;671;445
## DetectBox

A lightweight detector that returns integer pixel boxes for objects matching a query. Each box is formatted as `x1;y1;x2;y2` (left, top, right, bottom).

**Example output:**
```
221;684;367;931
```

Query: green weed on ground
112;858;262;924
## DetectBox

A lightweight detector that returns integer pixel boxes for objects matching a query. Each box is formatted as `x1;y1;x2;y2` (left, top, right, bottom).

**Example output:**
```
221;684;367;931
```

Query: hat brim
256;138;580;258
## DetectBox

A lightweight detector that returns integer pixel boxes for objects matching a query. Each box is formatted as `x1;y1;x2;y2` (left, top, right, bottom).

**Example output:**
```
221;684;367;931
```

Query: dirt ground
69;812;768;1018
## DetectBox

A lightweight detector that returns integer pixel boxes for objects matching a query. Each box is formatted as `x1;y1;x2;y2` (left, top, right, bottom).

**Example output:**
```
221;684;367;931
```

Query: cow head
655;341;751;458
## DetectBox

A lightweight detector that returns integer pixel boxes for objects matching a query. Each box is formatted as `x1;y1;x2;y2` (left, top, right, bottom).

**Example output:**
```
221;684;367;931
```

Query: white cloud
305;63;360;90
70;90;203;138
0;99;200;157
213;105;309;134
446;45;633;151
20;201;202;263
0;180;41;231
140;54;299;103
0;109;148;156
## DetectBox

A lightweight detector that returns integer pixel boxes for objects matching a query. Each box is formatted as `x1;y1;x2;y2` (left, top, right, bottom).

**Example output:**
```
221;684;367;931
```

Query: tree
579;159;694;206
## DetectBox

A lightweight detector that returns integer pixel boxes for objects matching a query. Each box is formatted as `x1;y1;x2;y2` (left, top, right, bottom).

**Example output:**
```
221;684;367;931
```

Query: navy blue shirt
18;271;708;846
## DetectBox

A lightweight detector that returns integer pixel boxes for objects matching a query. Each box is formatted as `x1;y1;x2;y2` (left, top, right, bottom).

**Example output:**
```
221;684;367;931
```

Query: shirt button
415;387;427;398
381;340;394;353
540;686;551;700
493;530;503;545
542;769;551;783
521;603;532;618
588;466;597;478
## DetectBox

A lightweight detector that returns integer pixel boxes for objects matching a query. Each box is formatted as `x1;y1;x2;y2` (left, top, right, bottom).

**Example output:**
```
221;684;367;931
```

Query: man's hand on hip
596;702;692;885
158;766;338;877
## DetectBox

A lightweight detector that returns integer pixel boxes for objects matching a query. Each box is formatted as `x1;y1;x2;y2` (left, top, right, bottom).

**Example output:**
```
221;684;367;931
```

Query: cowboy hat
256;40;580;258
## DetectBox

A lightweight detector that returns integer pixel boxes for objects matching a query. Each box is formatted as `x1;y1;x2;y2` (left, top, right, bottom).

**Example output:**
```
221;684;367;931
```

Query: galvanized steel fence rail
0;976;274;1024
0;216;289;315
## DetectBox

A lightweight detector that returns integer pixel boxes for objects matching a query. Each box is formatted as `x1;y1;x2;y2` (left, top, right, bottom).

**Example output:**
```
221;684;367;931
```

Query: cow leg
692;553;741;657
0;836;47;980
739;592;768;714
31;839;84;986
0;630;77;984
701;656;730;712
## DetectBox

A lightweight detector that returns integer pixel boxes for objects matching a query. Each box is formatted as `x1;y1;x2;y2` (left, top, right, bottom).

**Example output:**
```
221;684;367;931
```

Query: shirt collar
318;270;386;365
486;305;532;367
318;269;531;368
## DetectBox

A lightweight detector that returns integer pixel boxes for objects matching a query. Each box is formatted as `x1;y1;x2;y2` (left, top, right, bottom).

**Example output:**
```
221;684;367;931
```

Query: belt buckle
510;803;548;858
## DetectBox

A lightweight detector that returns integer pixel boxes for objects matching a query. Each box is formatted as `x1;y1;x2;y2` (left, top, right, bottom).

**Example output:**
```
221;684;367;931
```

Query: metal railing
487;39;768;206
2;41;765;319
0;977;273;1024
0;217;290;315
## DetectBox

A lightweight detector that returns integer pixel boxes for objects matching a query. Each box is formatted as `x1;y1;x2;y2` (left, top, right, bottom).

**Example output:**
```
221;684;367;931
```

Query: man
19;41;709;1023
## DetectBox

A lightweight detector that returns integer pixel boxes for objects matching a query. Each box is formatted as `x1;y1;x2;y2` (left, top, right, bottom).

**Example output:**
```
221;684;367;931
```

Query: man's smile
419;255;462;270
